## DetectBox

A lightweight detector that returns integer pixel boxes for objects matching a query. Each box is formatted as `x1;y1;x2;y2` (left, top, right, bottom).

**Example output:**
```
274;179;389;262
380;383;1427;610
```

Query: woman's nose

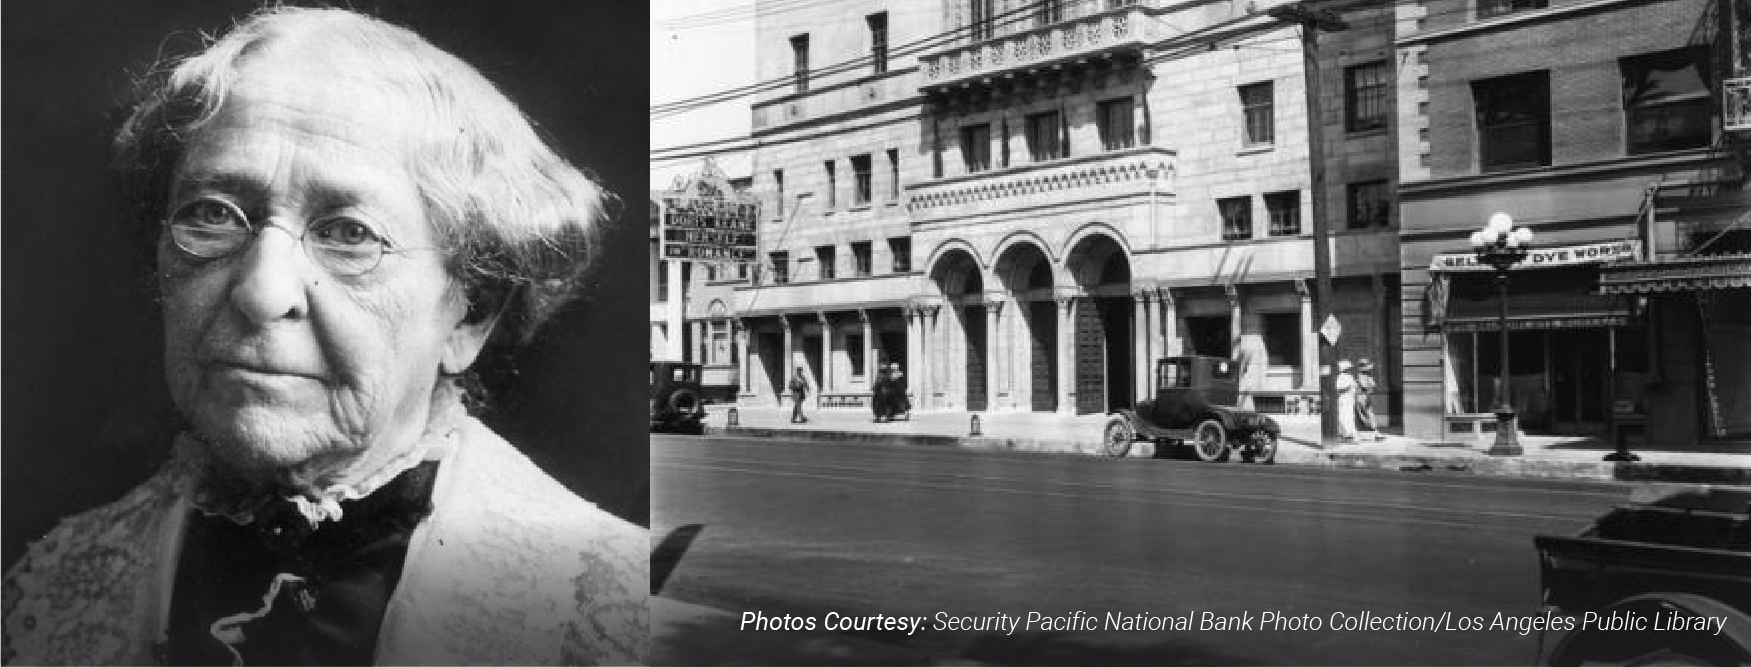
228;226;311;324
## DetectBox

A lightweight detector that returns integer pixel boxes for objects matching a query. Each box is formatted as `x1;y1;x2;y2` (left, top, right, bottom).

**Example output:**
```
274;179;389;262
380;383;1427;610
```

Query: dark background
2;1;650;568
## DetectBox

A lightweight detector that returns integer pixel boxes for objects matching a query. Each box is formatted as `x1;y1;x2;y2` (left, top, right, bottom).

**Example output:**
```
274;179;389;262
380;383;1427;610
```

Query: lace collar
175;402;464;529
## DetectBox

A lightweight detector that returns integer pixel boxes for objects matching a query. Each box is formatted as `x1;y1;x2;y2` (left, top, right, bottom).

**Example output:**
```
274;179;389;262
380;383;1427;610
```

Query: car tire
1244;431;1278;464
1192;419;1229;462
667;389;700;416
1102;416;1135;458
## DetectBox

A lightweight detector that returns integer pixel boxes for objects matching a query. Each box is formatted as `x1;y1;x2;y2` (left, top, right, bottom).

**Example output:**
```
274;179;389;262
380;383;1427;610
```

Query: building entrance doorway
964;305;988;411
1029;300;1057;412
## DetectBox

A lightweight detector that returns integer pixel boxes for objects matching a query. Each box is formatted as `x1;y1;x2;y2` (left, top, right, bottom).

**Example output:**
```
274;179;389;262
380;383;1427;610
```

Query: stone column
1133;289;1150;404
736;319;752;396
906;305;923;410
692;320;707;365
1298;279;1316;392
985;297;1003;411
1056;295;1076;414
817;311;832;404
1162;289;1180;357
860;310;875;385
1225;284;1243;356
780;315;795;404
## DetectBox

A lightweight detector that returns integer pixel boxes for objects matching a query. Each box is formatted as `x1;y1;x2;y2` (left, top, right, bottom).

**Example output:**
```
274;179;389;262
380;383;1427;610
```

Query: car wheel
1102;416;1135;458
1244;431;1278;464
1192;419;1229;462
668;389;700;415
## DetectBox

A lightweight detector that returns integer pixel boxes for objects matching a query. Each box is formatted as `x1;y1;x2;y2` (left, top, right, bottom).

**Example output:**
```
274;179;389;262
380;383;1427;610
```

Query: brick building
720;0;1407;417
1393;0;1750;444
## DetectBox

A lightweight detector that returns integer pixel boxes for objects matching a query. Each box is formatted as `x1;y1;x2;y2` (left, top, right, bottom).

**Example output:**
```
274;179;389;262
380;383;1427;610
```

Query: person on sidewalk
870;365;891;423
1334;359;1359;443
887;363;910;420
788;366;811;424
1355;358;1380;441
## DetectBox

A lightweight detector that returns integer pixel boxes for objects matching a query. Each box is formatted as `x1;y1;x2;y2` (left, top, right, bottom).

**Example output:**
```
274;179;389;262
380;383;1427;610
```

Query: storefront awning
1428;263;1634;331
1597;254;1751;294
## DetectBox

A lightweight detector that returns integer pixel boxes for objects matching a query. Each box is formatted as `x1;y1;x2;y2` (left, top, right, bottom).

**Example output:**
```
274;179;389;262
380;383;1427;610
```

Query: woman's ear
442;283;514;375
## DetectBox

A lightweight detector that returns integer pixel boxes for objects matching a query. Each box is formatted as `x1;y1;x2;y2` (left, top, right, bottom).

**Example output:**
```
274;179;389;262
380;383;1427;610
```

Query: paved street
652;432;1644;666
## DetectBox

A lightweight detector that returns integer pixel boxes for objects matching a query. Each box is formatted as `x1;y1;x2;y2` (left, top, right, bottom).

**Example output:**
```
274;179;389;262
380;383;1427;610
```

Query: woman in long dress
1335;359;1359;441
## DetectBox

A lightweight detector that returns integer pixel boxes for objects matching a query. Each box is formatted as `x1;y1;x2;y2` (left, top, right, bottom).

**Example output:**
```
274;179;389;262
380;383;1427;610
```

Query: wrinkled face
159;56;477;473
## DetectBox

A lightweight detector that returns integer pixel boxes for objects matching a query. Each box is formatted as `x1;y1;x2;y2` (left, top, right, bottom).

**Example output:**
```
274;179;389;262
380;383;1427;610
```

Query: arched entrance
1066;234;1133;414
930;249;987;411
995;242;1057;412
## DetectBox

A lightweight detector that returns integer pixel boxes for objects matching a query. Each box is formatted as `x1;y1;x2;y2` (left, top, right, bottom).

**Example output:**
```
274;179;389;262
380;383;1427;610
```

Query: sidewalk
699;403;1750;483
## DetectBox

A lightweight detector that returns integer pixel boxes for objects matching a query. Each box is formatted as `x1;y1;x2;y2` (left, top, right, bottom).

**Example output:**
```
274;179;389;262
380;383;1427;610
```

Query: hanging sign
1427;239;1640;273
659;159;760;263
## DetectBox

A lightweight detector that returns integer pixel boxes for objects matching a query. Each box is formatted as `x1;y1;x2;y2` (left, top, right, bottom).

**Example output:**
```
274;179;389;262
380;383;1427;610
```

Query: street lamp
1469;213;1534;456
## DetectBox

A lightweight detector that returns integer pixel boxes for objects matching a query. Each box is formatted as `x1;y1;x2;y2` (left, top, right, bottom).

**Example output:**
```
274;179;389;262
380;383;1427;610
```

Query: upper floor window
1622;47;1713;154
1026;111;1065;161
791;34;810;93
1477;0;1546;20
1347;180;1392;229
852;241;873;277
887;149;900;200
769;251;790;284
823;160;838;207
1346;61;1390;133
1219;196;1252;241
889;237;912;273
970;0;995;41
851;154;873;206
1037;0;1063;26
816;245;836;280
772;169;785;220
867;13;889;75
961;124;992;173
1240;82;1275;146
1473;71;1550;172
1265;191;1301;236
1097;97;1136;150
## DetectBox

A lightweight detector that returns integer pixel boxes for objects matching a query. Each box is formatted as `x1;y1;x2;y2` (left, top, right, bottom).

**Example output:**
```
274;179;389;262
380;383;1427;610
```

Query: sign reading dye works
658;159;760;263
1428;239;1640;272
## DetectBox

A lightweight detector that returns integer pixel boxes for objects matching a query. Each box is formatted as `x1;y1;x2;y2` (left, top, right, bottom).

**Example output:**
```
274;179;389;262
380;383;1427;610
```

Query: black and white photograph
650;0;1751;664
3;2;648;664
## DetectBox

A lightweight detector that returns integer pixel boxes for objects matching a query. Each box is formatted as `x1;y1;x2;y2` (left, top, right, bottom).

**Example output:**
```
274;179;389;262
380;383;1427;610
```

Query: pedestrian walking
788;366;811;424
887;363;910;420
1355;358;1380;440
871;364;891;423
1334;359;1359;442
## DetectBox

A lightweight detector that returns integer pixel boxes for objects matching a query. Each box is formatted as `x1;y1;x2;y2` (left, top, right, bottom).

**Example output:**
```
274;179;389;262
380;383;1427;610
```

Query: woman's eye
312;219;382;247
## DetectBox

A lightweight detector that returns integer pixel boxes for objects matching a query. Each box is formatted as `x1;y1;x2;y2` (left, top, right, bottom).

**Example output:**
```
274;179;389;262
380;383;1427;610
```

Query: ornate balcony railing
919;6;1156;89
1726;76;1751;134
906;147;1174;222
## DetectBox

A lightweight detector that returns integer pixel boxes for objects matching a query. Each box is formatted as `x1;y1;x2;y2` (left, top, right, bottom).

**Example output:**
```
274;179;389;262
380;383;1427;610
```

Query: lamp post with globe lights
1469;213;1535;456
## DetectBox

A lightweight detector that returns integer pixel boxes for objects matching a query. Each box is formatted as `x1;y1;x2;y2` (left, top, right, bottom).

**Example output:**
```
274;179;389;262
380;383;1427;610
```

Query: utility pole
1268;2;1347;443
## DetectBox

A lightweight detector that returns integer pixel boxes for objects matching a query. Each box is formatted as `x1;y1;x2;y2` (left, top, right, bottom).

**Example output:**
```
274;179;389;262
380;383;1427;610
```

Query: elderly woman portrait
3;5;645;665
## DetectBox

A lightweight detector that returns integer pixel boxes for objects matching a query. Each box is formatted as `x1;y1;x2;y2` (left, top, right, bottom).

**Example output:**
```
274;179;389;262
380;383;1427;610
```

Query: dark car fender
1547;593;1751;667
1204;405;1279;435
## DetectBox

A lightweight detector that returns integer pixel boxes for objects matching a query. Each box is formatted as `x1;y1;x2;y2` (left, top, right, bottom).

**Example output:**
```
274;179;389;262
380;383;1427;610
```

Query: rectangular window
791;34;810;93
1240;82;1275;146
1345;61;1390;133
1036;0;1063;26
1622;48;1713;155
970;0;995;41
1477;0;1546;19
851;154;872;205
1262;312;1301;367
886;149;900;200
960;124;991;173
889;237;911;273
848;333;866;378
867;13;889;75
824;160;837;208
773;169;785;220
1218;196;1252;241
769;251;789;284
1025;111;1064;161
1184;316;1232;358
1097;98;1136;151
1265;191;1301;236
656;261;669;302
815;245;836;280
852;241;872;277
1473;71;1550;172
1347;180;1391;229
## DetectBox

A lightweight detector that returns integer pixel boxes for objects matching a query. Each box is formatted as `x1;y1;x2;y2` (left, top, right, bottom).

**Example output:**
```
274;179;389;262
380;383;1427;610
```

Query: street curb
706;426;1751;484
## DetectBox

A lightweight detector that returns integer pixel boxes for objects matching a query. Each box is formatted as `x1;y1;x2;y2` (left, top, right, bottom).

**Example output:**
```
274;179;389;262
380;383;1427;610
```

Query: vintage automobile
1533;484;1751;667
1102;355;1281;462
650;360;707;434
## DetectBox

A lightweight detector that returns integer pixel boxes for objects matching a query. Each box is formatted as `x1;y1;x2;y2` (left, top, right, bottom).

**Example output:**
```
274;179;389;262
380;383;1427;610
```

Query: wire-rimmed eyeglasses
164;197;442;277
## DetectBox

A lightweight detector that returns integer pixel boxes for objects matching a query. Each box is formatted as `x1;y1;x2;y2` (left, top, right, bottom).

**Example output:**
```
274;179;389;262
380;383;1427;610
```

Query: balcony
1727;76;1751;134
919;6;1157;91
906;146;1174;223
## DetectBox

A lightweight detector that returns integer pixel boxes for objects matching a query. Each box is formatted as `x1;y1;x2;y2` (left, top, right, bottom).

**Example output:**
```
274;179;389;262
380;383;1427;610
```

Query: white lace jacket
2;417;648;665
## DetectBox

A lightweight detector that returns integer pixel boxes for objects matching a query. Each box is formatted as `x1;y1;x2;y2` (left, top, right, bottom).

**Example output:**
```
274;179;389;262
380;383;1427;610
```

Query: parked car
1533;485;1751;667
650;360;706;434
1102;355;1280;462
